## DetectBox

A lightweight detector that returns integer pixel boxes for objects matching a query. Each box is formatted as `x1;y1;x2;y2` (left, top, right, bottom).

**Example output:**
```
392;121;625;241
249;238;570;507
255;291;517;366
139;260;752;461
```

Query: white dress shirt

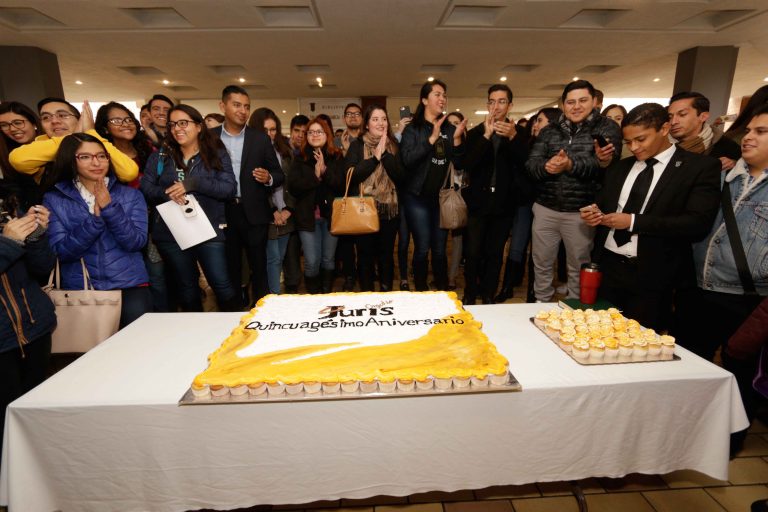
604;144;676;258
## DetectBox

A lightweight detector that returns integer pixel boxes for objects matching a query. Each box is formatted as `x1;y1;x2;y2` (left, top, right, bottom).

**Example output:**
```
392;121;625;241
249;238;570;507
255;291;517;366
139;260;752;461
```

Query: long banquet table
1;303;749;512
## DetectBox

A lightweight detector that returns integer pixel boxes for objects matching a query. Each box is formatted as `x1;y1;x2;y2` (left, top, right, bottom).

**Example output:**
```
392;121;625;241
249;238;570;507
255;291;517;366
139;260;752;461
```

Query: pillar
673;46;739;118
0;46;64;110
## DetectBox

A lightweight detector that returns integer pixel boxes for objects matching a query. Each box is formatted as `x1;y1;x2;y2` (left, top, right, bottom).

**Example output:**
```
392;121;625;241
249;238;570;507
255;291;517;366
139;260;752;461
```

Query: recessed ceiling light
552;104;558;108
75;80;83;85
500;76;507;82
653;77;660;82
238;77;246;83
764;76;768;82
162;79;170;85
295;112;299;115
427;76;435;82
455;108;460;112
572;76;579;81
316;77;322;82
475;110;489;115
282;110;286;114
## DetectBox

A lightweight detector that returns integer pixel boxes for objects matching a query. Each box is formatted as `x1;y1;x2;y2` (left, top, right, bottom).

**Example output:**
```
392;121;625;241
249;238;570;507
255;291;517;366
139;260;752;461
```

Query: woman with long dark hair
345;104;404;291
43;133;151;327
95;102;153;188
286;117;343;293
140;105;239;311
0;102;44;207
249;107;295;294
400;79;466;291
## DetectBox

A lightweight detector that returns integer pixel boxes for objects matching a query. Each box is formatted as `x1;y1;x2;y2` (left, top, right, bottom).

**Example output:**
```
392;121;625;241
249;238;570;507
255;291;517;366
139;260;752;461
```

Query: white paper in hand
156;195;216;250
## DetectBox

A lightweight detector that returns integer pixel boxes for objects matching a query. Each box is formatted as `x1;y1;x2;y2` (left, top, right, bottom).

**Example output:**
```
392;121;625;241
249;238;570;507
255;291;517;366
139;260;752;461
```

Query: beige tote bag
45;259;122;353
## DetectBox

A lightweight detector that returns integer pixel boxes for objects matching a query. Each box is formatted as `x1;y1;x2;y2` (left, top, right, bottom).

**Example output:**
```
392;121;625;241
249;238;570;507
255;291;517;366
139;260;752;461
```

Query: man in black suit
580;103;720;330
213;85;283;307
462;83;528;304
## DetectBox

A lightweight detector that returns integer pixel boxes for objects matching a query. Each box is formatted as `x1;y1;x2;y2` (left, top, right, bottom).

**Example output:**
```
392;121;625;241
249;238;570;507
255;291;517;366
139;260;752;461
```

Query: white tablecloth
1;304;748;512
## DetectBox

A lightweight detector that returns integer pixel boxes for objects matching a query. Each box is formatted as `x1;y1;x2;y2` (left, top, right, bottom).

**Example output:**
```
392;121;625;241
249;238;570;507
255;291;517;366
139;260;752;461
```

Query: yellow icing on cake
193;291;508;388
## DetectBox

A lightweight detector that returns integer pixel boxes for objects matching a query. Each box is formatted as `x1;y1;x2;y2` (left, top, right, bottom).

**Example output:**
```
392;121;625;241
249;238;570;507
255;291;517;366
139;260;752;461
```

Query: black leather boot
305;274;321;294
321;269;335;294
494;261;514;303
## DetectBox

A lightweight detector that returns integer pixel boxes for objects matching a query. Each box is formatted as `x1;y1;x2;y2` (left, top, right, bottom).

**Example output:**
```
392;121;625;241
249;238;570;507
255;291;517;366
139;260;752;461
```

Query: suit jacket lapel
606;158;636;211
644;147;685;212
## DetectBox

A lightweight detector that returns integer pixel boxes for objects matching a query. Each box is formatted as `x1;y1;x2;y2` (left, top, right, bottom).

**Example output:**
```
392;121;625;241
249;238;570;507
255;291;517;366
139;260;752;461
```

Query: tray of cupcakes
531;307;679;365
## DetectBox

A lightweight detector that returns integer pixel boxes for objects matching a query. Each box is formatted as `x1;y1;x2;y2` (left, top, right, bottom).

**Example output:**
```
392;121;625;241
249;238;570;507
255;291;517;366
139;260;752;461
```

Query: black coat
526;110;622;212
286;150;344;232
462;124;529;216
345;138;405;188
0;235;56;354
592;148;721;292
212;126;284;225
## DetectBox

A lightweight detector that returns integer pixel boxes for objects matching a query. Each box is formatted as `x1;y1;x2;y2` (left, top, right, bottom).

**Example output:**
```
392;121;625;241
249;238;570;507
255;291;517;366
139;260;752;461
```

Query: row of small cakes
558;334;676;360
191;371;510;399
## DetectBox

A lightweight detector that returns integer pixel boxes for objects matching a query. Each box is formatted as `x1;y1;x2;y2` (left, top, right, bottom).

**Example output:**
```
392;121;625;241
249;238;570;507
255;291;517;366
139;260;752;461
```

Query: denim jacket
693;159;768;295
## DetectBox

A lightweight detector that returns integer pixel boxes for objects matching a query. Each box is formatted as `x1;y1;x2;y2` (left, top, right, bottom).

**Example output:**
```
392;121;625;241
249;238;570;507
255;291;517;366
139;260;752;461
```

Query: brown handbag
439;163;468;230
330;167;380;235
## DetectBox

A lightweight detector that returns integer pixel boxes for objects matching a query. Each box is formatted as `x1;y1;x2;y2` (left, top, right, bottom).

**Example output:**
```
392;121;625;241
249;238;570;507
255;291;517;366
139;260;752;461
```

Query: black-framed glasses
307;129;325;136
40;111;75;123
345;112;362;118
168;120;197;129
107;117;137;126
75;152;110;163
0;119;27;131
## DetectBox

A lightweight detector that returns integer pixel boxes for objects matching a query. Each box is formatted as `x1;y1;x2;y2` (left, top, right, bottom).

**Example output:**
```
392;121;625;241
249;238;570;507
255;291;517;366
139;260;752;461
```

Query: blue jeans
266;234;290;294
299;218;338;277
156;240;236;311
508;204;533;263
402;191;448;290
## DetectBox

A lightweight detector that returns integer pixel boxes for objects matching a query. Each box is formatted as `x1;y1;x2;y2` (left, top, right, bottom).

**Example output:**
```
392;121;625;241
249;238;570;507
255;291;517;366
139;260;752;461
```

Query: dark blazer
212;125;283;225
592;147;721;292
462;124;529;216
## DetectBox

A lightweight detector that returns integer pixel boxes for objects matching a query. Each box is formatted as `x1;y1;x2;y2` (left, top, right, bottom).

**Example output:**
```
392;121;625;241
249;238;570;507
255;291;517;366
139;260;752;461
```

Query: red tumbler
579;263;602;305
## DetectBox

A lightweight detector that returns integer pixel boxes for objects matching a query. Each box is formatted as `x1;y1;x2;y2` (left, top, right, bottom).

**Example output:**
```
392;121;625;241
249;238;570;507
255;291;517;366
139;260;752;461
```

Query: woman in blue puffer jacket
43;133;151;328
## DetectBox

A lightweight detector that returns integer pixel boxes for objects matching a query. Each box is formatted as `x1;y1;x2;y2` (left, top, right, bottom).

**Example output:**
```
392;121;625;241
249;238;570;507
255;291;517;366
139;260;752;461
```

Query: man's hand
253;167;271;184
719;156;736;172
545;149;573;174
77;99;95;132
601;212;632;230
579;204;603;227
594;140;615;168
494;118;516;140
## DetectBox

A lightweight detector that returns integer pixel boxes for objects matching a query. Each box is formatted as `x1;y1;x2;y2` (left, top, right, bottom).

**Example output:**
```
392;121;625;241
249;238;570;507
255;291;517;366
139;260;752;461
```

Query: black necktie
613;157;657;247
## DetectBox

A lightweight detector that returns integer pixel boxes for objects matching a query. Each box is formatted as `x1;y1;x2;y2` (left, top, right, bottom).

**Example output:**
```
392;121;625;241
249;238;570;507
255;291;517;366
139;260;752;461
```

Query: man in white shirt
581;102;720;330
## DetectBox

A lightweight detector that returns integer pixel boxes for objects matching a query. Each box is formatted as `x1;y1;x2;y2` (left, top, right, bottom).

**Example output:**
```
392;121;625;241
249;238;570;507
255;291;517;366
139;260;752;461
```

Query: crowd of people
0;80;767;460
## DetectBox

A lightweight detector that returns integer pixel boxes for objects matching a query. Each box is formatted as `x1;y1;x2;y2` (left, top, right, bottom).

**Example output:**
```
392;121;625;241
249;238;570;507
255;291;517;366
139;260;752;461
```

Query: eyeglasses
107;117;137;126
168;120;197;129
487;99;509;107
345;112;362;118
75;152;110;163
307;129;325;136
40;112;75;123
0;119;27;131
